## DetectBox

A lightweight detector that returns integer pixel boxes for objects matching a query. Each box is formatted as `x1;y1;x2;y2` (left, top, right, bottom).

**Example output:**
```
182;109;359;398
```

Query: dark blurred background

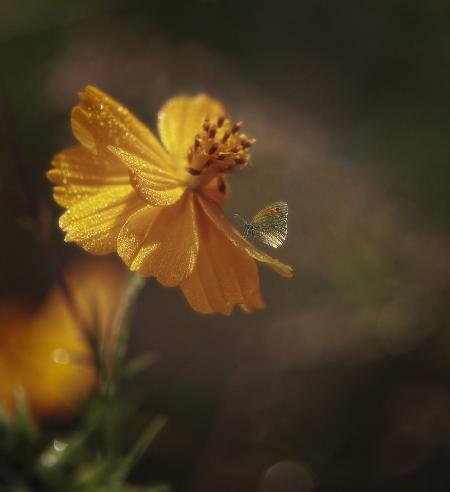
1;1;450;491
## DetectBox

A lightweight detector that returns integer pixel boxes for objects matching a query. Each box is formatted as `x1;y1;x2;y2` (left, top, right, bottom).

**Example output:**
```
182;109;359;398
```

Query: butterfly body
239;201;288;248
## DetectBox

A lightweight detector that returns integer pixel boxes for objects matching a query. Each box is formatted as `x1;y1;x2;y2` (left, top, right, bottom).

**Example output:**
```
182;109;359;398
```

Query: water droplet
53;439;68;452
40;451;58;467
52;348;70;364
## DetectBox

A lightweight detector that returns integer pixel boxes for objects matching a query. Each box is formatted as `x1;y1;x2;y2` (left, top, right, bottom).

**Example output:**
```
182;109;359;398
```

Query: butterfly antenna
233;213;246;223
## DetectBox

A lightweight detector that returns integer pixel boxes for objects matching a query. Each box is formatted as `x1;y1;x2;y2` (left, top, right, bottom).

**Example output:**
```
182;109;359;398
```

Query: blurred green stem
100;272;145;458
113;272;145;374
113;416;167;484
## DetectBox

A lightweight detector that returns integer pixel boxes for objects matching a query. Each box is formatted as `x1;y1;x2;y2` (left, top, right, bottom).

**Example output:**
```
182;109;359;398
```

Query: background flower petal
157;94;225;173
59;185;143;254
0;300;95;418
108;146;185;207
48;146;129;207
72;85;170;169
180;197;265;315
199;196;294;278
117;192;199;286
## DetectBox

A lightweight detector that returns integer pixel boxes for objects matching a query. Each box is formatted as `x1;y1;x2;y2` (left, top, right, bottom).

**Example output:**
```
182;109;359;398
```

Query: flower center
184;115;255;189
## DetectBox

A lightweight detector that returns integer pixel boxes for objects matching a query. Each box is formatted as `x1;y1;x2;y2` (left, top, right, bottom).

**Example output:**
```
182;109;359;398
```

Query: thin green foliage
0;274;168;492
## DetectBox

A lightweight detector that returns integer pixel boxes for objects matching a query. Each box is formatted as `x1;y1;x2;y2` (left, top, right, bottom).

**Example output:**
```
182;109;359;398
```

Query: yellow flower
0;259;126;418
48;86;292;315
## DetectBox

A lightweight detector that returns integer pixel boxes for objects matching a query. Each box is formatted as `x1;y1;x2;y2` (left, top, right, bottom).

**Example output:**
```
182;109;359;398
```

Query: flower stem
110;272;145;378
98;272;145;458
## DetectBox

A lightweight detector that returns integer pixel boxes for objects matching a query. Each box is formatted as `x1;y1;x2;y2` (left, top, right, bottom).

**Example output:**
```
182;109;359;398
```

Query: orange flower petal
199;196;294;278
117;191;199;286
157;94;226;174
201;175;230;206
72;85;170;169
108;146;185;207
180;197;265;315
60;185;143;254
48;146;129;208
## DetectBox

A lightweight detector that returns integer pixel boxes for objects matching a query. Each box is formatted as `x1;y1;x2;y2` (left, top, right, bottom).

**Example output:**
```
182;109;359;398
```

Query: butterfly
235;201;288;248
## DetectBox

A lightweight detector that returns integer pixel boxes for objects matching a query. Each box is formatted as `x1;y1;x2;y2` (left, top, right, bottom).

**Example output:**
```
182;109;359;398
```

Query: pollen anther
208;126;217;138
187;167;201;175
231;121;243;134
208;143;218;154
186;115;253;183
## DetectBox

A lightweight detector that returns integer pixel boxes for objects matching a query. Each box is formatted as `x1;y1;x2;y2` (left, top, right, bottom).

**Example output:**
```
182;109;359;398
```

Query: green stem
113;272;145;373
100;272;145;457
112;416;167;484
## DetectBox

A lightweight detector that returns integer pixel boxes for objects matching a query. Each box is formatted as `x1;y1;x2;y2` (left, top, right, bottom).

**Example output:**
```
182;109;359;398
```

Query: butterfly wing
250;201;288;248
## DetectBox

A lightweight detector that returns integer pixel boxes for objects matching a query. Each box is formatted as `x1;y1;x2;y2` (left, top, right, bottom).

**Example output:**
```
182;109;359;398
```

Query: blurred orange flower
48;87;292;315
0;259;127;418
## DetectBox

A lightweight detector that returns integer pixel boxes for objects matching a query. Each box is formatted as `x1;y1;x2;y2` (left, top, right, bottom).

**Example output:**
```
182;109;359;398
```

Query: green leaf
122;353;158;380
112;416;167;484
121;484;171;492
8;391;39;442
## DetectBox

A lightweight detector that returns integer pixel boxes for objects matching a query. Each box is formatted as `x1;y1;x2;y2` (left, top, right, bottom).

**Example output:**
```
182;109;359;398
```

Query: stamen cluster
186;115;255;178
